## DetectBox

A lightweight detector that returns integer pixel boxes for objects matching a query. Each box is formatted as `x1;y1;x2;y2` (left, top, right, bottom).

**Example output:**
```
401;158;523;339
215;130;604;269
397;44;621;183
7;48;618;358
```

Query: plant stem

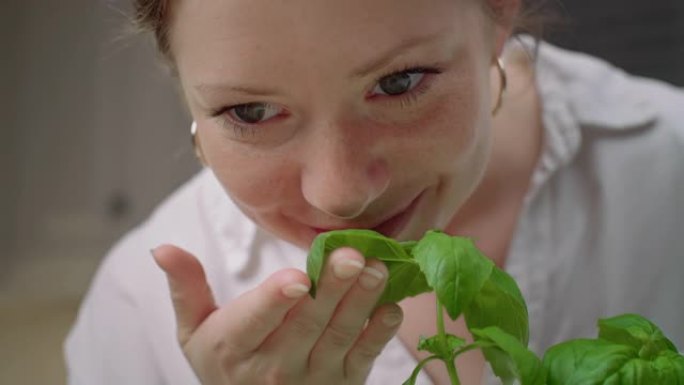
436;298;460;385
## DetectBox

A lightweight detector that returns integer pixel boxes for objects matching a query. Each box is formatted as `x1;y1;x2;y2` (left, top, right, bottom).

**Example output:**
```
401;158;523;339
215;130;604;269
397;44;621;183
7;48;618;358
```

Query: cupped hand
152;245;403;385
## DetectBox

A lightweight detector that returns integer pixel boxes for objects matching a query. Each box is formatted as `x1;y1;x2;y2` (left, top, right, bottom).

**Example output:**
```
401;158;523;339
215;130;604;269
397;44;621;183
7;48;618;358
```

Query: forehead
169;0;478;79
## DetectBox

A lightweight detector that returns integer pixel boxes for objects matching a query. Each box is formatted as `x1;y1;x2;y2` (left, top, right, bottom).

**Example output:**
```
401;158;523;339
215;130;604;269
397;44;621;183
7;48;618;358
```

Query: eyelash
212;65;443;138
210;105;276;139
370;65;442;106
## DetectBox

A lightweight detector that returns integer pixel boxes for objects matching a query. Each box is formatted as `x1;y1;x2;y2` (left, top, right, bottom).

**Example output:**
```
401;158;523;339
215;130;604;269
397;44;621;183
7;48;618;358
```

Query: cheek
436;90;481;148
438;84;492;192
202;135;298;211
396;74;489;174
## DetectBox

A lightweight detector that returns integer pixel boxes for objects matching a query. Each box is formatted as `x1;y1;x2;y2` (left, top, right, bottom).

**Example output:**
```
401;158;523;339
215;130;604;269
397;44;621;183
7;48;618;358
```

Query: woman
65;0;684;384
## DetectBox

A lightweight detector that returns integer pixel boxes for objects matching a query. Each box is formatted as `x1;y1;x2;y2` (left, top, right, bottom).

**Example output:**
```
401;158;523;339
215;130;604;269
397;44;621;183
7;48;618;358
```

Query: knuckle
225;353;295;384
262;367;291;385
210;335;249;364
239;360;290;385
324;322;359;349
353;343;383;362
289;315;327;337
243;310;275;335
211;337;236;361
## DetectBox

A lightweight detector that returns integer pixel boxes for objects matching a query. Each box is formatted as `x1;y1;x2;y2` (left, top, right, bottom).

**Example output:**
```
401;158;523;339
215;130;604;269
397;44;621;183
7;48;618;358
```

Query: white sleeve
64;259;164;385
64;171;218;385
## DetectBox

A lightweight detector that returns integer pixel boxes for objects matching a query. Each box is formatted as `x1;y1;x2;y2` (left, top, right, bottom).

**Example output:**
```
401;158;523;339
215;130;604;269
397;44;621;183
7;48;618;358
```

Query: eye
372;70;426;96
228;102;282;124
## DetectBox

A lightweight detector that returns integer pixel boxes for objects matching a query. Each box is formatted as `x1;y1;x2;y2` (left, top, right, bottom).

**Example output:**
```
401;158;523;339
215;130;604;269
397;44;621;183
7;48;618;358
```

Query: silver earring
190;121;207;165
492;57;507;116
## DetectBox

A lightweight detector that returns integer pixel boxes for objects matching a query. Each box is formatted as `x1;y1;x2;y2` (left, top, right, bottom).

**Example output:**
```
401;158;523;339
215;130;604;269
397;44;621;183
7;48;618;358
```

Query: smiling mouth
311;191;423;238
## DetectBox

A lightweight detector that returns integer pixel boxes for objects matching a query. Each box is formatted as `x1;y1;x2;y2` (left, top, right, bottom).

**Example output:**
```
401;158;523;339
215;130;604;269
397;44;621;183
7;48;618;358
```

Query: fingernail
333;259;364;280
383;312;403;327
359;266;385;290
282;283;310;299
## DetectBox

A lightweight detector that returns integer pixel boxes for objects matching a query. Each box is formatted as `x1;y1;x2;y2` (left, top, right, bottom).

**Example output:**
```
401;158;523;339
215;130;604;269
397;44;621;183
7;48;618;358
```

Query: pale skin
152;0;543;383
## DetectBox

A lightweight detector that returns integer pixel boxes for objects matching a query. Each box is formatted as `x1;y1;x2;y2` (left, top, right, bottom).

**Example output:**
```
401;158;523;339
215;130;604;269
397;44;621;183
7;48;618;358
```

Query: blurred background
1;1;200;383
1;1;682;384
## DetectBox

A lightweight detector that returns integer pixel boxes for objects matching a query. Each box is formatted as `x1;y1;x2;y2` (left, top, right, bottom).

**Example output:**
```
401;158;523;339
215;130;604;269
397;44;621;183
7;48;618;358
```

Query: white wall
2;0;199;296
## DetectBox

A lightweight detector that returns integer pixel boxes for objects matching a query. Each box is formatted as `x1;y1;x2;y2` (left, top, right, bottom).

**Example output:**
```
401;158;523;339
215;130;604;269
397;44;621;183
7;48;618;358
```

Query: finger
262;248;366;359
152;244;218;347
179;267;311;380
309;258;388;370
208;268;312;355
345;303;403;381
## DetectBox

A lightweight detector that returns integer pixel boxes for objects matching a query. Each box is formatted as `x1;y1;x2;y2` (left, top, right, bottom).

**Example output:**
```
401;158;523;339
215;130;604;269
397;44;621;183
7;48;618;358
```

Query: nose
301;129;390;220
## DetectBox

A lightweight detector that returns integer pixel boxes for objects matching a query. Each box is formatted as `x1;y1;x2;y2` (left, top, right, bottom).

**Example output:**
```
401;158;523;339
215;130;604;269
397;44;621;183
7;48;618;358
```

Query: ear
486;0;522;56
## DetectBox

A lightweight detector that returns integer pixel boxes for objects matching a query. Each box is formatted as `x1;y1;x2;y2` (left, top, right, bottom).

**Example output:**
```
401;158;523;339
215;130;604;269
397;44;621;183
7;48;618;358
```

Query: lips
371;192;421;237
311;191;423;238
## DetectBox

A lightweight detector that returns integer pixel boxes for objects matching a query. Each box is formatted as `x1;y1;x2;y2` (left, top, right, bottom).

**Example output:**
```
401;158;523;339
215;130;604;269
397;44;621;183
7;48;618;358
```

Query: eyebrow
350;31;445;78
193;31;445;97
193;83;284;98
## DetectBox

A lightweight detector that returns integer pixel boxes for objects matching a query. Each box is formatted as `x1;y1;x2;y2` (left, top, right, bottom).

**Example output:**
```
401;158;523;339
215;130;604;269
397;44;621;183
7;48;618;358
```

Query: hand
152;245;403;385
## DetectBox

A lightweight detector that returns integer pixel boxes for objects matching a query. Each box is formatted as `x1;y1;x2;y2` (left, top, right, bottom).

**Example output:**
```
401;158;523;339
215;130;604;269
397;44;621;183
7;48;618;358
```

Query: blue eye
373;71;426;96
229;102;282;124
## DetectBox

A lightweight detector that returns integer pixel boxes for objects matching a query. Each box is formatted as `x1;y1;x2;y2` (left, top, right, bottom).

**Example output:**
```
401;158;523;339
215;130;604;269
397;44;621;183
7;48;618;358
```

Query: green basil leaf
608;351;684;384
543;339;638;385
465;267;529;345
306;229;430;303
400;240;418;255
470;326;546;385
380;258;431;304
598;313;679;359
417;334;466;359
413;231;494;320
544;314;684;385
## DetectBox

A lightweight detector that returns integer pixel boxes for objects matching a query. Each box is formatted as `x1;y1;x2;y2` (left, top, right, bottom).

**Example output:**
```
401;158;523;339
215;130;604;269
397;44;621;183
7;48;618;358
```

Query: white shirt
65;40;684;385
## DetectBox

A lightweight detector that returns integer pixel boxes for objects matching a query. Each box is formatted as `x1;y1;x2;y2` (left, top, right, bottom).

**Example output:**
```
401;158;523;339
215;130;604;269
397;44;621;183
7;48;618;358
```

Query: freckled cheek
392;87;483;169
203;142;298;210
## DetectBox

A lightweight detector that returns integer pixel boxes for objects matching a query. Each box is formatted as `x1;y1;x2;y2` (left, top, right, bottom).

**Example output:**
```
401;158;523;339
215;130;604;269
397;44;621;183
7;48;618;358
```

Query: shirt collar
513;36;658;201
201;168;258;276
532;37;658;131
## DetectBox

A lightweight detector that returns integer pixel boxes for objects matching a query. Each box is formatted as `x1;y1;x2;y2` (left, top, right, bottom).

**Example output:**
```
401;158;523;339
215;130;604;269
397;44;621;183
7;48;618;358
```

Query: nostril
301;160;391;219
300;135;391;219
301;177;374;219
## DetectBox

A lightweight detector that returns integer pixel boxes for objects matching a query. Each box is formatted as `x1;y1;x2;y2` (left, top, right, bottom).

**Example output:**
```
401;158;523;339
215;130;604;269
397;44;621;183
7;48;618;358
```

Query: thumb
151;244;217;347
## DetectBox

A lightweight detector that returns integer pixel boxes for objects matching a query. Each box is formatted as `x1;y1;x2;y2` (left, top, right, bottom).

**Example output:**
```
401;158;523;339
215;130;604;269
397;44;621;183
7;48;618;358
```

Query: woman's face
170;0;503;249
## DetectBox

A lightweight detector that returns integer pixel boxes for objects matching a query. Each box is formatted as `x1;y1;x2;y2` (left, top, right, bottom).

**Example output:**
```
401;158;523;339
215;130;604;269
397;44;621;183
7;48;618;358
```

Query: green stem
436;297;460;385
